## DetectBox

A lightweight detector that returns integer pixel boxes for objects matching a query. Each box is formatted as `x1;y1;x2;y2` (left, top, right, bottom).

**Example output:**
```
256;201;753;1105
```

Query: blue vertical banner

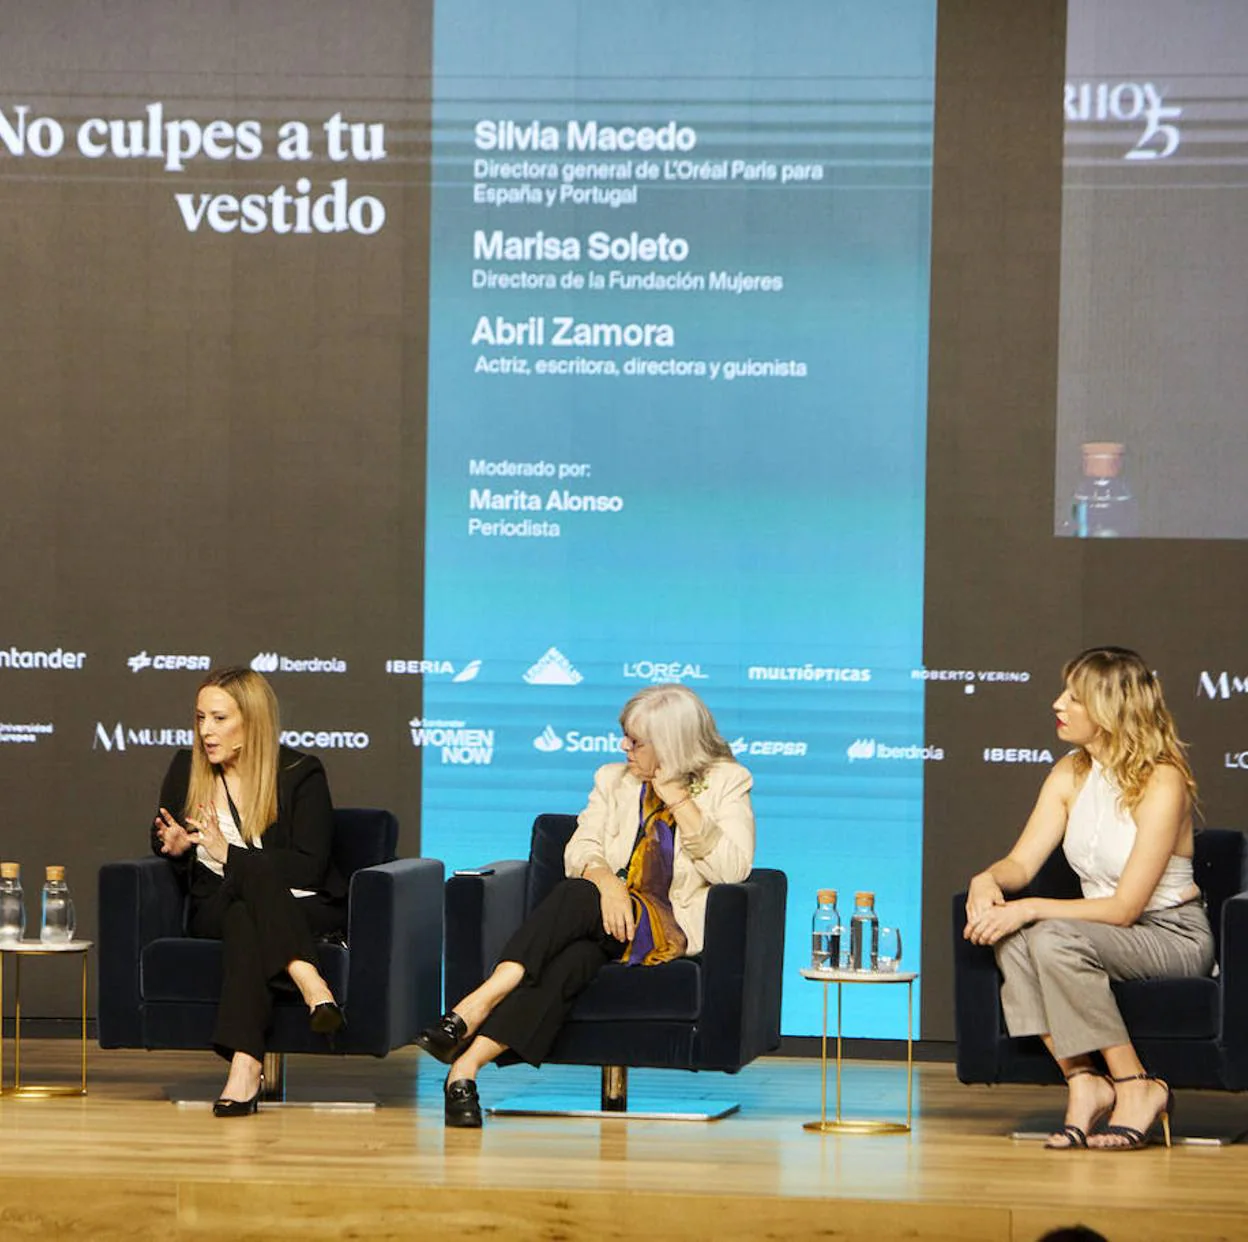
422;0;935;1036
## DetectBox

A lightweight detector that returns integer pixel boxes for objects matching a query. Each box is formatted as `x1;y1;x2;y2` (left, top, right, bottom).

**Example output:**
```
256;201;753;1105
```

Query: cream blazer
563;760;755;955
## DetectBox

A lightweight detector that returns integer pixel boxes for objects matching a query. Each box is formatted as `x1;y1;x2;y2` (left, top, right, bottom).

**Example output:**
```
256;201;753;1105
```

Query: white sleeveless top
1062;759;1196;912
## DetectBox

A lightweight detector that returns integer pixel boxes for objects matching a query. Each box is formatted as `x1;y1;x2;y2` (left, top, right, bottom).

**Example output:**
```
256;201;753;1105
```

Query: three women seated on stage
416;682;756;1127
152;666;346;1117
964;646;1213;1150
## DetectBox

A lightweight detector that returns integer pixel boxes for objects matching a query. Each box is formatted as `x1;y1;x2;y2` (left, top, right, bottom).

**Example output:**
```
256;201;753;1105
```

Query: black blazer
151;746;346;901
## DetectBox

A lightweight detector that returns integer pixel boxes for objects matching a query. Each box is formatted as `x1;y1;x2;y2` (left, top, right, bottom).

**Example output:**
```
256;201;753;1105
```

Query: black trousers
189;854;345;1061
479;877;625;1066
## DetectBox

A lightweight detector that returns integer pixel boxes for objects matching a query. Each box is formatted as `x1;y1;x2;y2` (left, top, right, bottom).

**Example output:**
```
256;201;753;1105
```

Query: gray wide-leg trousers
994;901;1214;1060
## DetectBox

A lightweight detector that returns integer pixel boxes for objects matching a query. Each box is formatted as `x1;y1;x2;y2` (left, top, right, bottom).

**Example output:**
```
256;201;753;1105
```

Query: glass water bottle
0;862;25;943
810;889;841;970
848;890;879;972
40;865;75;944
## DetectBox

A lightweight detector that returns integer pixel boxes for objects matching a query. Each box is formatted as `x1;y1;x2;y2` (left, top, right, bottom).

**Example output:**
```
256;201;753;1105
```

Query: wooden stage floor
1;1042;1247;1240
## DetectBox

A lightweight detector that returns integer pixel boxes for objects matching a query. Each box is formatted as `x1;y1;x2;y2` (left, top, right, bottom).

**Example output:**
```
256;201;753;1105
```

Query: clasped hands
154;803;229;865
963;875;1034;946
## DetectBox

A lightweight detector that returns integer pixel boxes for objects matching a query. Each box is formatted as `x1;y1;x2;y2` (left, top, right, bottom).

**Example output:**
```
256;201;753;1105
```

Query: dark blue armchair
98;808;443;1093
445;813;787;1117
953;827;1248;1092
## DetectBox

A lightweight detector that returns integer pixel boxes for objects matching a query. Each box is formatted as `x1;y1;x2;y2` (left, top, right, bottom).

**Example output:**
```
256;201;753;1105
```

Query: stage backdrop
2;0;1246;1038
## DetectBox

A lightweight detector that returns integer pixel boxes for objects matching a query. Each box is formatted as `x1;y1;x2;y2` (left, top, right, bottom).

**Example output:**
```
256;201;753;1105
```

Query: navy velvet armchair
98;808;443;1071
445;812;787;1115
952;827;1248;1091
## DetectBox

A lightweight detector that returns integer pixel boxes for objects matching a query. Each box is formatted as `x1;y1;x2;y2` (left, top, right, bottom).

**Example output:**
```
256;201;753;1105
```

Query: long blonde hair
185;667;280;845
620;684;734;786
1064;646;1197;812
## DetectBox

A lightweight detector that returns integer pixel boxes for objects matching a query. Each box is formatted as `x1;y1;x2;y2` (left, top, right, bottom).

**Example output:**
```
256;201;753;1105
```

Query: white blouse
198;807;314;898
1062;759;1196;912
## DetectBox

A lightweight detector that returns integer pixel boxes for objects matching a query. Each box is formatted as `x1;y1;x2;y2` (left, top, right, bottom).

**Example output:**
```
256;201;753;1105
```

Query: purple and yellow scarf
620;783;688;967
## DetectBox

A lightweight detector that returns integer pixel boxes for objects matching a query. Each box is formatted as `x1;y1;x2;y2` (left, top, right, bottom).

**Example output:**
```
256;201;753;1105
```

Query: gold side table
0;939;93;1098
799;966;918;1134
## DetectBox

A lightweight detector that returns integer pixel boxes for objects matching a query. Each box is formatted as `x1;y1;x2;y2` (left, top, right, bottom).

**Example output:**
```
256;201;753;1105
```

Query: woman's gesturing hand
585;866;636;943
154;807;196;857
186;802;229;865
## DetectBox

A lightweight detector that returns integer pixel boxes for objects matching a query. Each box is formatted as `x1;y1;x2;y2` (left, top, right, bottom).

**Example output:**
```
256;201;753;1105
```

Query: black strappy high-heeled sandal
1097;1073;1174;1150
1045;1066;1115;1149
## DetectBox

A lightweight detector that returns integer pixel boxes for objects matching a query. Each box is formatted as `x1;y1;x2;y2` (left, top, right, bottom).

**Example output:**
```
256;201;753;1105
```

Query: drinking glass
877;926;902;972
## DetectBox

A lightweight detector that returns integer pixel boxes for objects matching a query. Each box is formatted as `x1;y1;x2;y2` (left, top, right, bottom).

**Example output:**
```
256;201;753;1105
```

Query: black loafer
415;1011;470;1064
309;1001;345;1036
444;1076;483;1128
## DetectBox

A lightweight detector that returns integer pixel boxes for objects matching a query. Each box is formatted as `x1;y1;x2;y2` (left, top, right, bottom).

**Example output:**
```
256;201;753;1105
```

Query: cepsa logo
128;651;211;673
728;736;808;758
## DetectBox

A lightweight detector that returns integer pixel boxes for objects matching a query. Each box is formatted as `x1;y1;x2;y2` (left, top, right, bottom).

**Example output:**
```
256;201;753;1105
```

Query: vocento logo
251;652;347;674
280;729;369;750
0;646;86;670
408;718;494;766
623;660;707;684
532;726;622;755
384;658;483;682
847;738;944;763
523;647;583;685
0;722;54;745
1198;671;1248;700
983;747;1054;764
728;735;808;758
93;723;194;752
128;651;211;673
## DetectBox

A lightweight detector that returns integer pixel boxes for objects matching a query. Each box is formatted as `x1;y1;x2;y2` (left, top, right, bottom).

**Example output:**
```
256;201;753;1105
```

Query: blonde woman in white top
964;647;1213;1150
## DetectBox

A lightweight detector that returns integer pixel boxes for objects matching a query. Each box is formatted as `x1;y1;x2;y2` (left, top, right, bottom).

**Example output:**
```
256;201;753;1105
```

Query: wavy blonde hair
620;684;734;787
184;667;280;845
1064;646;1197;813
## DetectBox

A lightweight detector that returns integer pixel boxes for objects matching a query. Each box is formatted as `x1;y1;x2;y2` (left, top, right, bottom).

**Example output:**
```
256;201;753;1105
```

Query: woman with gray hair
416;683;755;1127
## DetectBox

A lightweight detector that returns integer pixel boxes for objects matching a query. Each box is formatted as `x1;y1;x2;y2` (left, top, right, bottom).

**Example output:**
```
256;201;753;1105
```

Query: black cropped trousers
189;854;345;1061
479;878;626;1066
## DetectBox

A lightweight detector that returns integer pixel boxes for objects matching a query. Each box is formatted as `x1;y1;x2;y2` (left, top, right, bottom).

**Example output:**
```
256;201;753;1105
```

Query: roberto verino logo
128;651;211;673
409;718;494;765
251;652;347;674
523;647;583;685
384;658;483;682
847;738;944;762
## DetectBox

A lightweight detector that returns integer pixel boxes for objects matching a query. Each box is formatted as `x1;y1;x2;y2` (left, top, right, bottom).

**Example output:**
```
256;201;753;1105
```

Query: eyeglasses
623;733;651;750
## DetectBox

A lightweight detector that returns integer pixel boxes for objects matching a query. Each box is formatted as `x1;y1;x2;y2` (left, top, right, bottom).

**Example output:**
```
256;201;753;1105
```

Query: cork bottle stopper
45;865;65;882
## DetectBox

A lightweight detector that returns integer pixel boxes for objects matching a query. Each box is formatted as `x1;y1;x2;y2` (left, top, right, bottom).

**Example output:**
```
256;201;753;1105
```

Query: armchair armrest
345;857;444;1056
952;890;1005;1084
444;861;529;1006
1218;891;1248;1088
97;857;186;1048
695;868;787;1070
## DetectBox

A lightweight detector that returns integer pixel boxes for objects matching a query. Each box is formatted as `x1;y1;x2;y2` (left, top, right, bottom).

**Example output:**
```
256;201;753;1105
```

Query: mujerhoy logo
1198;671;1248;700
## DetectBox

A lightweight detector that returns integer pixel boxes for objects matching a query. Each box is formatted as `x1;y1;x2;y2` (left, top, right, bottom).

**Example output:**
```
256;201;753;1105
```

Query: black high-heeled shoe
1045;1066;1115;1149
213;1078;263;1118
1097;1073;1174;1149
444;1075;483;1128
415;1011;471;1064
309;1000;345;1036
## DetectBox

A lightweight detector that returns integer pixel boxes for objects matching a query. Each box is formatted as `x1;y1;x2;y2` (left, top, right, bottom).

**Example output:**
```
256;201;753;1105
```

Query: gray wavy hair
620;684;734;784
